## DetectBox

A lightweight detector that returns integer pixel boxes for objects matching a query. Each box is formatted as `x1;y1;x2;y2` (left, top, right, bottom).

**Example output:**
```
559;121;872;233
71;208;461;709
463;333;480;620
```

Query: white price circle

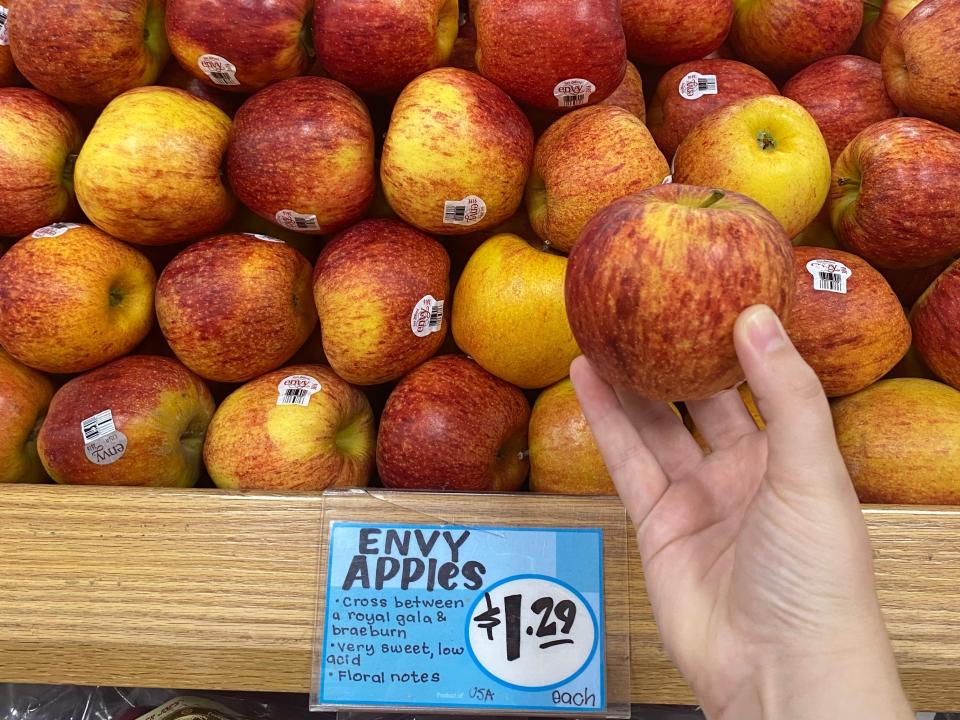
466;574;598;690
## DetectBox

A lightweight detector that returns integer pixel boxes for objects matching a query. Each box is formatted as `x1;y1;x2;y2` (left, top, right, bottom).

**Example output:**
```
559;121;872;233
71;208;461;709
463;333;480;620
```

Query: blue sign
315;522;606;714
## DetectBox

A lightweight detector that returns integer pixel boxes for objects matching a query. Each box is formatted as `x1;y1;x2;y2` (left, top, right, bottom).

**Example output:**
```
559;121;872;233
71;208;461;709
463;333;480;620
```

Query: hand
570;305;914;720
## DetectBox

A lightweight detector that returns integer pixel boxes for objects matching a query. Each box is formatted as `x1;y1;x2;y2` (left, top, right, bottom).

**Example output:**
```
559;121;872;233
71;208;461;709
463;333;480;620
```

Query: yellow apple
0;348;54;484
452;233;579;389
673;95;831;238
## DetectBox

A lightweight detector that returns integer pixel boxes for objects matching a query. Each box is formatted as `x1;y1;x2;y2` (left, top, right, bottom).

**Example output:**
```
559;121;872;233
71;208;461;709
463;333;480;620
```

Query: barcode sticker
32;222;80;239
80;410;129;466
0;5;10;46
442;195;486;226
276;209;321;232
277;375;322;407
806;259;852;294
553;78;597;108
410;295;445;338
198;54;241;86
678;72;718;100
244;232;285;243
81;409;117;443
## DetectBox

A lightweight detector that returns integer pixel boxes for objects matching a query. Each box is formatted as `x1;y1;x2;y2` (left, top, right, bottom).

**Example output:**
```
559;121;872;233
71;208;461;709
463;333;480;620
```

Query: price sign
314;523;605;714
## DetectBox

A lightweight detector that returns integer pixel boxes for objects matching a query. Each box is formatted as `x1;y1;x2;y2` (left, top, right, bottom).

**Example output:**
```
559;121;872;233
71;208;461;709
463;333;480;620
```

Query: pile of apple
1;0;959;503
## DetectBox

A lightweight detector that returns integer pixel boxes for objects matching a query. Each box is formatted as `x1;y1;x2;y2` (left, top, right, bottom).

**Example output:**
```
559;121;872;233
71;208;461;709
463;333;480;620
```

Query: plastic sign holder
312;489;632;718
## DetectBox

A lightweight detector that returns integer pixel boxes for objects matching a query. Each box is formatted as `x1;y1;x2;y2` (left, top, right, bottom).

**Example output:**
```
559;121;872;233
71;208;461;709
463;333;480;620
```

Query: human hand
570;305;914;720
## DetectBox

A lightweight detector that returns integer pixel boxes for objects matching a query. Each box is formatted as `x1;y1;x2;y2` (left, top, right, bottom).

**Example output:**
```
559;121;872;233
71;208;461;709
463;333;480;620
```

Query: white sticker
80;409;117;443
806;259;852;294
198;54;241;86
661;174;673;184
679;72;718;100
0;5;9;46
84;431;128;466
244;232;284;243
276;209;320;231
276;375;322;407
410;295;444;338
553;78;596;108
31;222;80;238
442;195;486;226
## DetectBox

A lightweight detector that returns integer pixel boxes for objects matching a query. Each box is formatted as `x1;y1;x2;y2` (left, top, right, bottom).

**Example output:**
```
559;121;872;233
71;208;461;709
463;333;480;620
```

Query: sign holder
311;489;633;718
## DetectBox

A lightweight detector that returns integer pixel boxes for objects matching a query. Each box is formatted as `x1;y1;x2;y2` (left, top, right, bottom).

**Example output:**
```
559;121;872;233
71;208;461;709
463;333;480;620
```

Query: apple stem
837;177;861;188
757;130;776;151
699;189;725;208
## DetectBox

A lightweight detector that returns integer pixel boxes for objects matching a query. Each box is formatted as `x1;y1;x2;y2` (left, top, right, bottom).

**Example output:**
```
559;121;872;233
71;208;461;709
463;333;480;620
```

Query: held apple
75;87;235;245
313;219;449;385
227;77;375;236
565;184;795;401
7;0;169;106
857;0;922;61
528;378;615;495
315;0;460;95
37;355;214;487
380;68;533;235
166;0;313;93
526;106;668;253
203;364;375;491
782;55;898;163
673;95;831;238
911;259;960;390
453;234;580;389
622;0;733;67
882;0;960;131
829;118;960;269
0;224;156;374
0;348;54;484
598;61;646;122
155;233;316;383
787;247;911;397
377;355;531;491
832;378;960;503
473;0;626;111
0;89;83;239
646;59;778;164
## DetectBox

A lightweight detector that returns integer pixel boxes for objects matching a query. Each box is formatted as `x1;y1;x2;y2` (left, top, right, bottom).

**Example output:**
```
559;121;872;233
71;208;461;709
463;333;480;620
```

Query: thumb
734;305;849;488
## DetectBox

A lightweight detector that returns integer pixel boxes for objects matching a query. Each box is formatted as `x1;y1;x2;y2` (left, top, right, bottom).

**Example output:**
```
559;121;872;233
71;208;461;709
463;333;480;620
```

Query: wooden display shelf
1;485;960;710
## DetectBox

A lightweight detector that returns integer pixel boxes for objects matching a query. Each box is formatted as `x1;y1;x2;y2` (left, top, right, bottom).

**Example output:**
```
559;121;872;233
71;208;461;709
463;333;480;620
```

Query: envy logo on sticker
411;295;444;338
198;54;240;86
81;409;127;466
553;78;596;108
806;259;852;294
678;72;718;100
276;209;320;232
277;375;322;407
442;196;486;226
32;222;80;239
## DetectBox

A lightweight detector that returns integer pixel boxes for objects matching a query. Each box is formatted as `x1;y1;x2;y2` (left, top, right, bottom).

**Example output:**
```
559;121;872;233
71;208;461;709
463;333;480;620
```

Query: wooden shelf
1;485;960;710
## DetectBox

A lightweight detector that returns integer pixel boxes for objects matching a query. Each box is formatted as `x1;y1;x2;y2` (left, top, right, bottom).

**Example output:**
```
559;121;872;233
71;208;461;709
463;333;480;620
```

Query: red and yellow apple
75;87;235;245
526;106;668;253
622;0;733;67
37;355;214;487
377;355;531;490
912;259;960;390
565;184;794;401
155;233;316;383
203;364;375;491
857;0;923;61
0;348;54;484
0;224;156;374
598;61;646;122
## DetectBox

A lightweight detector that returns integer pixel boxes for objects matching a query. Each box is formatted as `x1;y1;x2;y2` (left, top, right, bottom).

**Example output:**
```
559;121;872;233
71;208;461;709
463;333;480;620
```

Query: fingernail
745;306;787;354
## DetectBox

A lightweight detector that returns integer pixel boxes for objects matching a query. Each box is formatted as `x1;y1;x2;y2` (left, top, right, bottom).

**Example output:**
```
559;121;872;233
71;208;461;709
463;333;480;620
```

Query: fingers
614;389;704;479
569;356;669;528
686;387;759;452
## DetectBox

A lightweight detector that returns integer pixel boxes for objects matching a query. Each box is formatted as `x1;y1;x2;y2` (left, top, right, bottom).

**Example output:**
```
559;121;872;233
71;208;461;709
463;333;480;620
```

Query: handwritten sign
314;522;605;714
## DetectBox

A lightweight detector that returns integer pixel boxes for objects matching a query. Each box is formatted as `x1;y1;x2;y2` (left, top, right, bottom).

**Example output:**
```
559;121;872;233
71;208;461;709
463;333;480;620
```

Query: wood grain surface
0;486;958;711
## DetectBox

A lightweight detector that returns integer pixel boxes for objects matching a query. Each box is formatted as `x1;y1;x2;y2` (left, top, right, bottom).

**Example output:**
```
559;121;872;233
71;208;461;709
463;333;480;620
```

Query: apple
473;0;626;111
158;59;246;117
313;219;449;385
203;364;375;491
377;355;531;491
75;87;235;245
7;0;169;106
881;258;954;308
166;0;312;93
912;259;960;390
453;233;580;389
857;0;923;61
529;378;615;495
882;0;960;131
673;94;831;238
728;0;863;77
793;208;841;249
782;55;898;163
829;117;960;269
526;106;668;253
787;246;911;397
227;77;375;236
380;68;533;235
0;348;54;484
598;61;646;122
314;0;460;95
832;378;960;503
621;0;734;67
0;224;156;374
0;89;83;239
37;355;214;487
155;233;316;383
646;59;778;164
565;184;794;401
